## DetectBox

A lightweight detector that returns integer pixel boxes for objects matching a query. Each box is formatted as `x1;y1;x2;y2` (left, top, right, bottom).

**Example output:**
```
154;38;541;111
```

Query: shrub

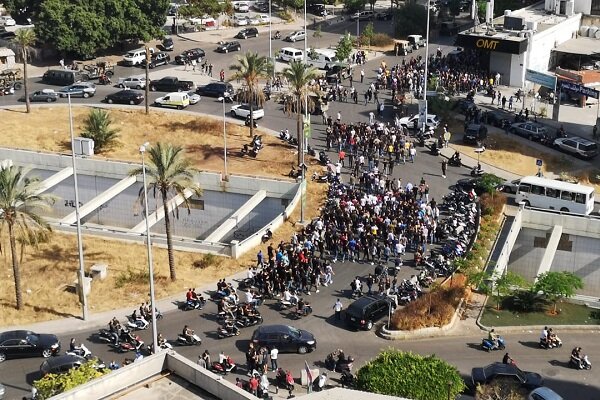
475;377;528;400
356;350;465;400
279;9;294;22
115;267;150;288
33;359;109;399
193;253;221;269
80;108;120;153
480;192;506;216
370;33;394;47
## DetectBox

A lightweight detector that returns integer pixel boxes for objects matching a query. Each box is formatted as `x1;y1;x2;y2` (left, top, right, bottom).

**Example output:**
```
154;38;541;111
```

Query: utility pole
145;46;150;115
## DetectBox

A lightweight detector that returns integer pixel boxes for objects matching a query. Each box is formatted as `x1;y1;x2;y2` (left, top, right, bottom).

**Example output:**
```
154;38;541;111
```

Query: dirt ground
0;106;328;326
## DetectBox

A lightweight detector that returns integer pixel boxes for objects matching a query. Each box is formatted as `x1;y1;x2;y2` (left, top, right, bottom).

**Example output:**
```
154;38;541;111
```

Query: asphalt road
1;21;597;400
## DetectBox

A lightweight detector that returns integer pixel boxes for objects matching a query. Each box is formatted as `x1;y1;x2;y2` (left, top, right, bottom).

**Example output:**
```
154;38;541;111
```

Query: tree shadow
0;301;78;319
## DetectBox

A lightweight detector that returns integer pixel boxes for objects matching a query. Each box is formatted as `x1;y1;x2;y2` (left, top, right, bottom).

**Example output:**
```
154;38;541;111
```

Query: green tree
534;271;583;314
280;61;320;166
229;52;271;137
129;143;202;282
356;350;465;400
7;28;37;114
478;173;504;195
0;166;55;310
395;3;427;37
179;0;223;18
80;109;121;153
492;271;528;310
33;359;108;399
361;21;375;48
344;0;366;13
335;33;354;62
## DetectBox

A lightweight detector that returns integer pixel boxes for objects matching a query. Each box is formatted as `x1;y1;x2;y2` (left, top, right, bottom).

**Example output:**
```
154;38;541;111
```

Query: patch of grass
480;297;599;326
370;33;394;47
193;253;222;269
115;267;151;288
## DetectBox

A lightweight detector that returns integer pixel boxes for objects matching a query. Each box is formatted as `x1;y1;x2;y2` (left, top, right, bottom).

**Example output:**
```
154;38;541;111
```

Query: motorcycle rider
182;325;195;344
571;347;583;369
451;151;461;164
108;317;121;345
488;329;499;349
540;326;549;347
274;30;281;39
126;330;143;350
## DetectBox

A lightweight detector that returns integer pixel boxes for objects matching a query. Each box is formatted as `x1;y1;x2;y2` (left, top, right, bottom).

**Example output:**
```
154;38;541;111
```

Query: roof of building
554;37;600;56
305;388;411;400
0;48;15;57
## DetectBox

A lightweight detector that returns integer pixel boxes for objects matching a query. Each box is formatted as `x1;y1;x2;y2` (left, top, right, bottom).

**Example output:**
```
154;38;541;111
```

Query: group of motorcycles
216;300;263;339
240;135;263;158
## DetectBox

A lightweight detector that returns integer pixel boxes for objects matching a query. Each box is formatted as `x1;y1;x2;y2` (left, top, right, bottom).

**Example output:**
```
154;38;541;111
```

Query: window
575;193;587;204
592;0;600;15
560;190;572;201
546;188;559;198
531;185;545;195
518;183;531;194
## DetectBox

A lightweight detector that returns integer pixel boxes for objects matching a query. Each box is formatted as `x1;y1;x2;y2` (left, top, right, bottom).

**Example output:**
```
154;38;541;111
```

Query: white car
285;31;306;42
231;104;264;119
118;76;147;89
234;2;250;12
258;14;270;24
399;113;440;130
0;16;16;26
187;91;201;105
234;15;249;26
248;16;261;25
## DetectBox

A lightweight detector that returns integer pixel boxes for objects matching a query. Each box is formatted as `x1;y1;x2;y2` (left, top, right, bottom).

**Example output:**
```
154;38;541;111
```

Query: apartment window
592;0;600;15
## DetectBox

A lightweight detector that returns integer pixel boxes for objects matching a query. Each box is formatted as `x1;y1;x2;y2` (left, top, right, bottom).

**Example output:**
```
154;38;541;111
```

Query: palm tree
0;166;55;310
81;108;121;153
280;61;320;166
229;52;271;137
12;28;37;114
129;143;202;281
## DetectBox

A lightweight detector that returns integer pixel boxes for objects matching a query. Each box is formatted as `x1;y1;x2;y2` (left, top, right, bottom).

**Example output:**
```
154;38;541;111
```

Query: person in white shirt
269;347;279;370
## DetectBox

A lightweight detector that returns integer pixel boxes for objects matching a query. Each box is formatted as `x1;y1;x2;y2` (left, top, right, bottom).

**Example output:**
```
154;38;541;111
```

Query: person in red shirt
249;374;259;396
338;149;346;166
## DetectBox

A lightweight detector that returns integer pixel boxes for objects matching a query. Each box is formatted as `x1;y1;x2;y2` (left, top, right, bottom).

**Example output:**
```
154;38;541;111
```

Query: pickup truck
149;76;194;92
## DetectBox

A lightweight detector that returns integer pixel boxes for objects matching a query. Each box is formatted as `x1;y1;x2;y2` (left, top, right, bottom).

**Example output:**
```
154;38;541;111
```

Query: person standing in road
269;346;279;371
441;160;447;178
360;69;364;83
333;298;343;320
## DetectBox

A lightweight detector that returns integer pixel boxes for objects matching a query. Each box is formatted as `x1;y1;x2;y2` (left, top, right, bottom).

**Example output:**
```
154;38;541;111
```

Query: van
279;47;304;62
394;40;412;56
122;48;153;67
154;92;190;109
307;49;338;70
41;69;85;86
554;136;599;159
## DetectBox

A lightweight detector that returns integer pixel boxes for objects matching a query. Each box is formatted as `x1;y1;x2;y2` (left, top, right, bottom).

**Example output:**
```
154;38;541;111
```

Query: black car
216;41;241;53
471;362;543;390
346;296;394;330
40;354;105;377
196;82;234;98
162;37;174;51
142;52;171;69
251;325;316;354
175;48;206;65
456;98;476;115
105;89;144;105
235;27;259;39
0;330;61;362
463;124;488;145
455;177;488;196
485;110;509;127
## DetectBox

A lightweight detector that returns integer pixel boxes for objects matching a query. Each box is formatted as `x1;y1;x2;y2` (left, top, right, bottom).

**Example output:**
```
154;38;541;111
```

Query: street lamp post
67;93;88;321
421;1;431;135
218;97;228;177
139;142;158;354
269;0;273;80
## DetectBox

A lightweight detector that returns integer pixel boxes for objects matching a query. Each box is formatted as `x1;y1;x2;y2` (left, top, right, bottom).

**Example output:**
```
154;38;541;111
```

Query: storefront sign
560;81;599;99
456;33;528;54
525;69;557;90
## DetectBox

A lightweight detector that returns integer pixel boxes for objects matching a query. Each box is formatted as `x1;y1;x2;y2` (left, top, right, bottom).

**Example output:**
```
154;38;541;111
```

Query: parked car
235;27;259;39
254;1;269;11
233;15;249;26
251;325;316;354
376;11;393;20
58;82;96;98
553;136;598;159
509;122;548;140
141;52;171;69
161;37;174;51
346;296;394;330
456;98;476;115
497;178;521;194
19;89;58;103
0;330;61;362
0;16;16;26
196;82;234;98
105;89;144;105
231;103;264;119
234;2;250;12
257;14;270;24
350;11;374;21
149;76;194;92
216;41;241;53
455;177;491;196
471;362;543;390
118;76;146;90
528;387;563;400
407;34;426;49
285;31;306;42
175;48;206;65
485;110;509;127
187;91;201;104
40;354;105;377
463;123;488;145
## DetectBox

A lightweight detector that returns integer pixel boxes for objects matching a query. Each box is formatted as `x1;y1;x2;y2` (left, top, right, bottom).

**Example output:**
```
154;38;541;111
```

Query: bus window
546;188;559;198
560;191;572;201
531;185;545;195
575;193;586;204
519;183;531;194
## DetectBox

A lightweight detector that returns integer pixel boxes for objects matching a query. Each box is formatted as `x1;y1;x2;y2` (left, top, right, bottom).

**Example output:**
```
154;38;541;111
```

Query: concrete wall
528;13;581;73
575;0;592;14
521;208;600;238
490;51;515;86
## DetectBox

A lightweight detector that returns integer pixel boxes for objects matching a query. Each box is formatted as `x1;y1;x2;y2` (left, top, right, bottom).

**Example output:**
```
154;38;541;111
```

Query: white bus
515;176;595;215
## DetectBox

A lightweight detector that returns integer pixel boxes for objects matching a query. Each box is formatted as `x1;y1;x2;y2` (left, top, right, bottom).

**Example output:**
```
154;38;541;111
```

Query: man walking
441;159;447;178
360;69;365;83
269;346;278;371
333;299;343;320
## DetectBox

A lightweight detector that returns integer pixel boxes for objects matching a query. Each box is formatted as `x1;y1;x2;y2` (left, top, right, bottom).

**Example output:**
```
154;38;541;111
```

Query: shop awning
553;37;600;56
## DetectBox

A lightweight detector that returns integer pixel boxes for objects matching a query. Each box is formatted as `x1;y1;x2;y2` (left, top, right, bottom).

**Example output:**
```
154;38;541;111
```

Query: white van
122;48;154;67
307;49;338;70
154;92;190;109
279;47;304;62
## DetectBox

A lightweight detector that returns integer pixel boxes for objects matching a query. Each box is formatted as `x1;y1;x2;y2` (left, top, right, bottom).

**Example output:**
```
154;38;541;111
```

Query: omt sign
475;38;499;50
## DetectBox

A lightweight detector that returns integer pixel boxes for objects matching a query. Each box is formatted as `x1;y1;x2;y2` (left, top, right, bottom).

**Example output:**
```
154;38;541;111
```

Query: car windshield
125;52;136;57
581;143;598;151
288;326;301;337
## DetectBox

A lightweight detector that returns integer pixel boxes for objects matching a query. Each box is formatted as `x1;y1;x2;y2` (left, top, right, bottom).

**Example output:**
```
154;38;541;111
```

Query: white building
0;47;15;71
456;1;582;87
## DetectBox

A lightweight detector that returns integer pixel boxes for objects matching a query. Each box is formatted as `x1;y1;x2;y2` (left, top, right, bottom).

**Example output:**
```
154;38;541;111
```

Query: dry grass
0;106;328;326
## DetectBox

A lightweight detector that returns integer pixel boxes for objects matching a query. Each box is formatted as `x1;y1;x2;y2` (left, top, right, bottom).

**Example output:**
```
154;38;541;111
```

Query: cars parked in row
554;136;598;159
58;82;96;98
216;41;241;53
0;330;61;362
105;90;144;105
509;122;547;140
19;89;59;103
251;325;316;354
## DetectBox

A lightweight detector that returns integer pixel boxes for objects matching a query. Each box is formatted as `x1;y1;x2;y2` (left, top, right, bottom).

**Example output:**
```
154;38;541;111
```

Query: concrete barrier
205;190;267;243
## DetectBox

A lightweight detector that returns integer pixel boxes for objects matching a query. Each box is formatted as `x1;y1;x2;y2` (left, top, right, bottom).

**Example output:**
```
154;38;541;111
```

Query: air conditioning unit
504;10;512;16
73;137;94;156
525;20;538;31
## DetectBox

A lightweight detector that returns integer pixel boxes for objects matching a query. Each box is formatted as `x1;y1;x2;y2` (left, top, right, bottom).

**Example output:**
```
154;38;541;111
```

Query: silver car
118;76;147;90
58;82;96;98
285;31;306;42
509;122;547;140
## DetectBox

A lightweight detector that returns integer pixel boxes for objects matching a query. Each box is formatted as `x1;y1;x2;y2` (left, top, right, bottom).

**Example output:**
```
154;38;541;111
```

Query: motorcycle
325;349;354;372
66;343;92;359
147;341;173;353
126;315;149;330
114;332;144;352
312;171;332;183
273;32;282;40
570;354;592;370
481;336;506;352
261;228;272;243
235;314;263;328
179;299;203;311
448;156;462;167
218;324;241;339
430;141;440;156
340;370;355;388
98;74;112;85
96;328;119;345
240;143;260;158
318;150;330;166
177;333;202;346
244;117;258;128
210;357;237;374
540;336;563;349
471;165;484;177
